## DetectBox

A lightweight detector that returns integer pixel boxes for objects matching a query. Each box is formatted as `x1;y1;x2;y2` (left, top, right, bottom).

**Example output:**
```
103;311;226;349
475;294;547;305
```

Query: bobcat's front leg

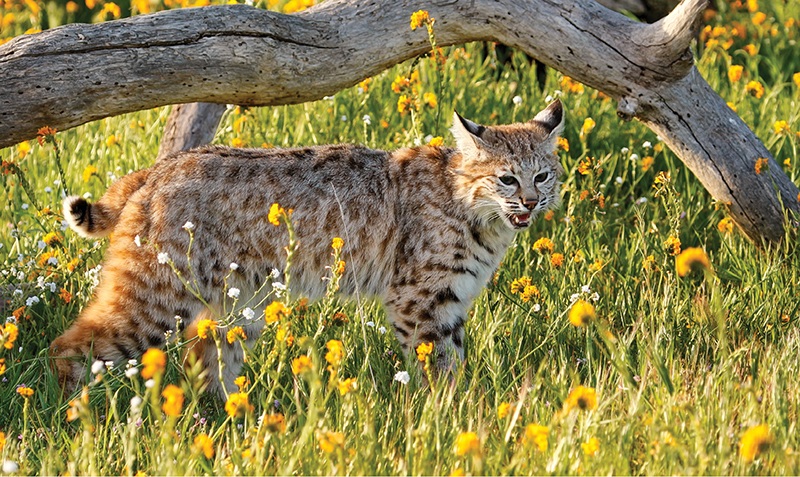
384;284;468;375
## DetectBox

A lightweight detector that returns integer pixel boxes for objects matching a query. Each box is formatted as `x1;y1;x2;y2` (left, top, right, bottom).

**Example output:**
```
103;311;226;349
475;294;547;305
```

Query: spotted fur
50;100;565;397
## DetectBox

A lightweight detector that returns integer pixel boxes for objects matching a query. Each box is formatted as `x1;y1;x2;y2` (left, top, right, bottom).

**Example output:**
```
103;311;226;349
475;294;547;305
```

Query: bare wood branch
0;0;797;242
157;103;227;159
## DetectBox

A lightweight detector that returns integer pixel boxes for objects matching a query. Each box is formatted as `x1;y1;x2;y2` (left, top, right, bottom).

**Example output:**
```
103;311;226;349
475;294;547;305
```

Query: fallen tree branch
0;0;797;242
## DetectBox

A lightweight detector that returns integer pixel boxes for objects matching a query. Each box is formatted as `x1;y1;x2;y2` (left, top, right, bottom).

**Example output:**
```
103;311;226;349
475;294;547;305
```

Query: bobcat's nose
523;198;539;211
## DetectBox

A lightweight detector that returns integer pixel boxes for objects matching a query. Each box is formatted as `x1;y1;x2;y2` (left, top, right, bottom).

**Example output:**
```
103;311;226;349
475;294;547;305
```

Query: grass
2;0;800;474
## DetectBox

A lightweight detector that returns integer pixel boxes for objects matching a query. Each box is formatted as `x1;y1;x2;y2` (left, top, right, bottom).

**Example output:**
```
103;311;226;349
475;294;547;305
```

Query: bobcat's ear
451;112;487;157
528;99;564;146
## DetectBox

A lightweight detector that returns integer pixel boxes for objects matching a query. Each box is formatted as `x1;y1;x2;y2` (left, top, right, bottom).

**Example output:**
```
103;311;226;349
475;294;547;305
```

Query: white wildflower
83;192;92;199
545;95;554;102
227;287;240;299
590;292;600;302
615;176;623;184
157;252;169;264
21;203;28;210
6;317;16;324
569;293;581;302
362;114;371;125
26;296;40;306
134;235;141;247
60;220;69;231
182;221;195;231
145;379;155;388
512;95;523;105
2;461;20;474
125;367;139;378
532;304;541;312
635;197;648;205
272;282;286;291
44;186;52;193
105;361;115;369
621;147;629;154
643;141;652;148
341;115;348;122
128;359;138;366
91;360;105;375
131;396;143;410
630;153;639;161
47;283;57;293
366;321;375;328
271;268;280;279
378;326;387;334
242;307;255;320
581;285;591;294
394;371;410;385
37;241;46;250
230;262;239;270
47;256;58;266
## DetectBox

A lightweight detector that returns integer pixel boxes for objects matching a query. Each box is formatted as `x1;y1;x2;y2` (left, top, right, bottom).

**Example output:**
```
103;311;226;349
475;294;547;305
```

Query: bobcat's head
451;100;565;231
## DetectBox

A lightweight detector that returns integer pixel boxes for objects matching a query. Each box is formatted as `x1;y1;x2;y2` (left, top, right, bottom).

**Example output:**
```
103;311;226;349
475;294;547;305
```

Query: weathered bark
157;102;226;159
0;0;797;242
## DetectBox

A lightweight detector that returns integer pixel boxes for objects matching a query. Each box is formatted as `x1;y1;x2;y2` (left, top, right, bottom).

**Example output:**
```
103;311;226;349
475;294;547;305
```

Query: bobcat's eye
499;175;518;186
534;172;550;184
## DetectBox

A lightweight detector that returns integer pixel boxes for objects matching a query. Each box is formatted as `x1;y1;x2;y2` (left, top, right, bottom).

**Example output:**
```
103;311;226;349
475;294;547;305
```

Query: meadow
2;0;800;474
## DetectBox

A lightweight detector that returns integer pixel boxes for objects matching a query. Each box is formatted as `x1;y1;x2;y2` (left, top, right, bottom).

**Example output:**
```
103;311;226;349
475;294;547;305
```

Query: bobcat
51;100;565;397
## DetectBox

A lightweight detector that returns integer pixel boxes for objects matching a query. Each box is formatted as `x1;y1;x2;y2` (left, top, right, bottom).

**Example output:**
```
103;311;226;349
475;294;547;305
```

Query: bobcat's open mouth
509;213;531;229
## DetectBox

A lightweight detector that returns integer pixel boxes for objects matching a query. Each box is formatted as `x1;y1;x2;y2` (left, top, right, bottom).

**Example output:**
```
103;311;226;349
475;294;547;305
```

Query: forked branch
0;0;797;242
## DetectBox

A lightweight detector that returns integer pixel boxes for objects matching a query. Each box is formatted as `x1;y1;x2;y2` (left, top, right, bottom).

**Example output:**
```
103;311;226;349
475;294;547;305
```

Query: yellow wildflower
580;117;596;139
162;384;184;417
105;134;118;147
551;253;564;268
194;434;215;458
544;210;555;221
746;0;758;12
331;237;344;251
263;413;287;433
451;468;466;477
234;376;250;390
532;237;554;253
2;323;18;350
292;355;313;374
0;431;5;450
675;247;710;277
397;94;414;115
557;136;569;152
100;2;121;18
752;11;766;25
743;44;758;56
641;156;654;171
391;75;410;93
455;431;481;456
428;136;444;146
225;392;253;418
231;137;245;148
573;250;584;263
83;165;98;183
196;319;217;340
325;339;344;367
318;431;345;454
745;80;764;98
226;326;246;344
43;232;61;246
718;217;734;234
664;235;681;255
264;301;290;324
560;76;585;94
17;386;33;398
565;385;597;411
357;77;372;93
498;402;511;419
794;72;800;88
577;156;593;175
520;285;539;303
0;359;6;375
524;424;548;451
268;203;285;226
423;92;437;108
755;157;768;174
774;120;791;135
588;259;604;272
569;300;596;327
17;141;31;158
336;260;345;275
338;377;358;395
510;276;531;294
416;342;434;362
644;255;658;272
740;424;773;462
582;437;600;456
410;10;433;30
141;348;166;379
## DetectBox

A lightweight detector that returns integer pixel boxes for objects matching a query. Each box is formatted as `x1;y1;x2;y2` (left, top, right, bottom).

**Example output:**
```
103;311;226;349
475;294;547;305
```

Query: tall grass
1;0;800;474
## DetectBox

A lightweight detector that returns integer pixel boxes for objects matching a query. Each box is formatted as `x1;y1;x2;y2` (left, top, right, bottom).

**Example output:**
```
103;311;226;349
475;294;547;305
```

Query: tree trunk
0;0;797;242
157;102;227;159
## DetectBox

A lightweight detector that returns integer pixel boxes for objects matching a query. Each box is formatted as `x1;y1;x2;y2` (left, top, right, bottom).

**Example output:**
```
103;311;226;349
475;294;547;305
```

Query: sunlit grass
1;0;800;474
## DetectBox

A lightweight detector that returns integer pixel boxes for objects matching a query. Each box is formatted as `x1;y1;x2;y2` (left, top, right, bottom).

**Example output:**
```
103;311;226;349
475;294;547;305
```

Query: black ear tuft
454;111;486;138
529;99;564;136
